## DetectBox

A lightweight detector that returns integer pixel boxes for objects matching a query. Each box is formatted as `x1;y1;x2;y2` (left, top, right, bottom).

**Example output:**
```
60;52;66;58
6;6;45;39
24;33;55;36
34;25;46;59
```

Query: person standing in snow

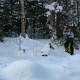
63;27;74;55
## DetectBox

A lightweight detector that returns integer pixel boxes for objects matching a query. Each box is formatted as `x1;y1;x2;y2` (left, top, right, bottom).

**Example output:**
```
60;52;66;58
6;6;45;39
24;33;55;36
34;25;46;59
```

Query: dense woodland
0;0;80;41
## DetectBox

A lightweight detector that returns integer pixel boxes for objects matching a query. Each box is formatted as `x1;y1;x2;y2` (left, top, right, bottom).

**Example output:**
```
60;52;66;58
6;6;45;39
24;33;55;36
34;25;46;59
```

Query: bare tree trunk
20;0;26;38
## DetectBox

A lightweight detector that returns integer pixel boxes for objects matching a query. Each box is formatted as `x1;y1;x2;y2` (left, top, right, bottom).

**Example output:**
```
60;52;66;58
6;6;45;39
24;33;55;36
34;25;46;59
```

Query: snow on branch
45;2;63;16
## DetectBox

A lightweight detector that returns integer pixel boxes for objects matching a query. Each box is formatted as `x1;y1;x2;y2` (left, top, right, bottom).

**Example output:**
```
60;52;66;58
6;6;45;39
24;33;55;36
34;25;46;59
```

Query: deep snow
0;35;80;80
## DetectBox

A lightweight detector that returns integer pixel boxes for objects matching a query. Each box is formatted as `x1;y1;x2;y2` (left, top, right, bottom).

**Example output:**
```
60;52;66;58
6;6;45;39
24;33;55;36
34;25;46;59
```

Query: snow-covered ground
0;35;80;80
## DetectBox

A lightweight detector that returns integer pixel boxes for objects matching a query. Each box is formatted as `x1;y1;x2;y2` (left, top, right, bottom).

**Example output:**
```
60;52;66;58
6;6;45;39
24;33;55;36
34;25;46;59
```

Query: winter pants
64;38;74;55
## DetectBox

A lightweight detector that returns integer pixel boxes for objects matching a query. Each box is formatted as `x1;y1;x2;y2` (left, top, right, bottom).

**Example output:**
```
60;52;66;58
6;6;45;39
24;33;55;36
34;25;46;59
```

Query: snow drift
3;60;46;80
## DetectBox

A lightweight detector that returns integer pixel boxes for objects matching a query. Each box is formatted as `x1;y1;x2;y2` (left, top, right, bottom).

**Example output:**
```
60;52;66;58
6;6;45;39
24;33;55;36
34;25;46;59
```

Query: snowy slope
0;35;80;80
